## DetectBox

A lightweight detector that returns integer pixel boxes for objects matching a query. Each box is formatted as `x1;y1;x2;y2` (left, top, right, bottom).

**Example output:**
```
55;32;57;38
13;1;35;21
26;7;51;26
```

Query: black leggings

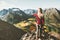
38;25;44;37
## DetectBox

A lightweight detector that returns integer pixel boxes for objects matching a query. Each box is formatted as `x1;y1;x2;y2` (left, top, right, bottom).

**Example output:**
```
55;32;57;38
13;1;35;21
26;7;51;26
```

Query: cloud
0;0;60;10
0;1;17;10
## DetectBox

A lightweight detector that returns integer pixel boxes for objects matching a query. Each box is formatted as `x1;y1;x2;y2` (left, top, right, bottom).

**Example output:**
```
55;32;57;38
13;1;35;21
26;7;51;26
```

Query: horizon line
0;7;60;11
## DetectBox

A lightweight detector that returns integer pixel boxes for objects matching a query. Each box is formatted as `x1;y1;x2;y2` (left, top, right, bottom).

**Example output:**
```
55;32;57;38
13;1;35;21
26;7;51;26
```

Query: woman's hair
39;8;42;13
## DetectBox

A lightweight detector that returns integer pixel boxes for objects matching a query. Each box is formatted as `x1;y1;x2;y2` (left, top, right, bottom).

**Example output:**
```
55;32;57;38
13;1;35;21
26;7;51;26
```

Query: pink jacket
33;13;44;25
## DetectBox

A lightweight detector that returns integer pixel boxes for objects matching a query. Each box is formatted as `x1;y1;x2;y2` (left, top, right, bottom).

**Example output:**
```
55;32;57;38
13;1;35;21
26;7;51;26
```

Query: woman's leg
36;24;38;40
38;25;41;38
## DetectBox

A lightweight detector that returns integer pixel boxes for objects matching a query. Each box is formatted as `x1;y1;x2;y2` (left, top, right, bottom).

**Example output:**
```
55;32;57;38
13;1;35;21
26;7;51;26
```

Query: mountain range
0;8;60;28
0;8;29;24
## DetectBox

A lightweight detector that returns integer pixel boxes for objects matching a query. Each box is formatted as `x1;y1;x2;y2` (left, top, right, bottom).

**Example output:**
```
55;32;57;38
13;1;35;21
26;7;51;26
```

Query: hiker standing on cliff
33;8;44;40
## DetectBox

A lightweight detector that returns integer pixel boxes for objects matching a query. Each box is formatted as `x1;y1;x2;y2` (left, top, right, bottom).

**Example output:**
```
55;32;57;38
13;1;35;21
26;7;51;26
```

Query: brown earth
0;20;26;40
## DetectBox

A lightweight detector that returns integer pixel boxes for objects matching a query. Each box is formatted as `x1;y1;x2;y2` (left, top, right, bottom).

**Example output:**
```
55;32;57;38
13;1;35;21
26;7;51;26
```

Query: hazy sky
0;0;60;10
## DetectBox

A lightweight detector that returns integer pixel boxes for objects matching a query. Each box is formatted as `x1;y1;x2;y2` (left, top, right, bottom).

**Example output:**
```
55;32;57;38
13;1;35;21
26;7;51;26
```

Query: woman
33;8;44;40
